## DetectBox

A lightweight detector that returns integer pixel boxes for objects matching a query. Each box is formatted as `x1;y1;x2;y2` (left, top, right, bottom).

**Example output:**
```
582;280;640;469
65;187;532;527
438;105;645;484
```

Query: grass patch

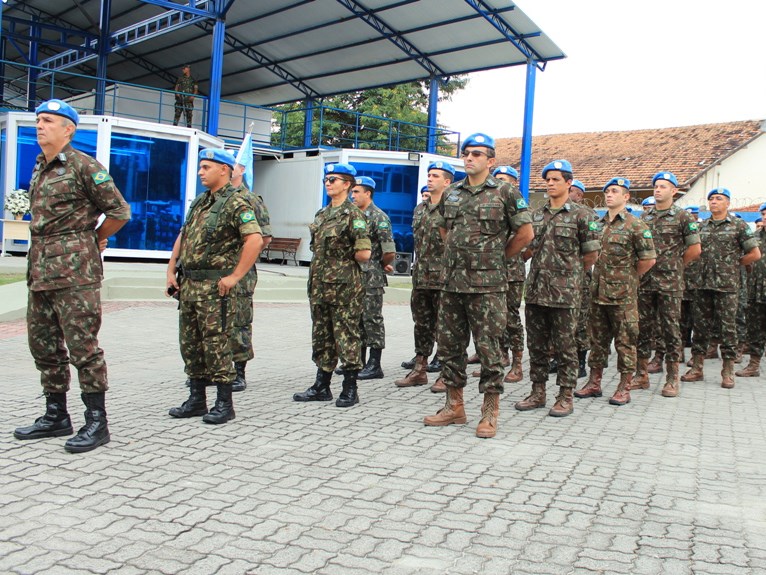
0;273;25;286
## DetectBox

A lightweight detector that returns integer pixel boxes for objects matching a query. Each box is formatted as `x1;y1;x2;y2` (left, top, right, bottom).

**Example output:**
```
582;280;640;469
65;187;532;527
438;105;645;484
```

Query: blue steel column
519;60;537;200
95;0;112;114
426;77;439;153
206;1;226;135
303;98;314;148
27;18;39;111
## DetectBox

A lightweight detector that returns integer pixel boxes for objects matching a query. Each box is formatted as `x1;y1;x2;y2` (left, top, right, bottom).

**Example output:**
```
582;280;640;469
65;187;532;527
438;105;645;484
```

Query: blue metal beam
518;60;537;200
427;77;439;154
206;1;226;135
303;98;315;148
3;15;99;53
95;0;112;114
138;0;215;18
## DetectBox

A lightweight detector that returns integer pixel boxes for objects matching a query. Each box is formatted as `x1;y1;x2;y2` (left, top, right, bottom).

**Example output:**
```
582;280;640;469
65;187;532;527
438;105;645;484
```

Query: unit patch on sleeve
353;219;367;230
240;211;255;223
92;171;112;185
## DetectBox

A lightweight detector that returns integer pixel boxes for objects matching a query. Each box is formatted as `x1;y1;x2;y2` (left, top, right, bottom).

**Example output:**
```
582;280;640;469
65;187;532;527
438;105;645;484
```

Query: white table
1;219;31;257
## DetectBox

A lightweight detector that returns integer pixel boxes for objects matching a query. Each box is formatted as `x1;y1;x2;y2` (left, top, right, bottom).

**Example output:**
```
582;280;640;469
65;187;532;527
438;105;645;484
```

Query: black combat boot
203;384;236;424
358;348;384;380
232;361;247;392
293;369;333;402
577;350;588;379
64;393;110;453
169;379;209;418
426;355;442;373
14;392;73;440
336;370;360;407
548;358;558;373
401;356;417;370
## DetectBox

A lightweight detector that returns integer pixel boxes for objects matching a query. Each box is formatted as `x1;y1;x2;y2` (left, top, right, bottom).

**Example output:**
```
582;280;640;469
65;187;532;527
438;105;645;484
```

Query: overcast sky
438;0;766;138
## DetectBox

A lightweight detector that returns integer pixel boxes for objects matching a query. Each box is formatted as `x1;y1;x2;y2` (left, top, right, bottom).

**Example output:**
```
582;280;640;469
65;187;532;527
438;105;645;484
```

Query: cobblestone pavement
1;299;765;575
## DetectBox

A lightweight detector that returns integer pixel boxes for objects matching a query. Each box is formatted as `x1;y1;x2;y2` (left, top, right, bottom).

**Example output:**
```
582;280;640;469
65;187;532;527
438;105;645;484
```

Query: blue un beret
35;99;79;126
653;171;678;187
325;163;356;177
642;196;656;206
707;188;731;200
428;161;456;176
493;166;519;179
603;177;631;192
570;180;586;193
759;202;766;212
685;205;700;214
461;133;495;151
542;159;573;178
355;176;376;190
199;148;236;169
420;185;429;193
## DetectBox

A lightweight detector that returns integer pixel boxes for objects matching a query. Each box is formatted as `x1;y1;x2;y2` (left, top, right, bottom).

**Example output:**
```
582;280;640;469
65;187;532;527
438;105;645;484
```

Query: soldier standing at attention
166;149;263;424
173;64;198;128
424;133;533;439
681;189;760;388
351;176;396;380
736;202;766;377
396;161;454;390
575;178;656;405
293;164;371;407
633;172;701;397
14;99;131;453
515;160;600;418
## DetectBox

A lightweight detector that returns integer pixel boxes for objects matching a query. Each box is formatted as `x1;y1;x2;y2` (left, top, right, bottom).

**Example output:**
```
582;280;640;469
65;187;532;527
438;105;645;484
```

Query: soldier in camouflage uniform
680;206;702;350
633;172;701;398
515;160;600;418
14;100;131;453
424;133;533;439
166;149;263;425
349;176;396;380
293;163;371;407
736;202;766;377
173;64;198;128
575;178;656;406
396;162;454;389
681;188;761;388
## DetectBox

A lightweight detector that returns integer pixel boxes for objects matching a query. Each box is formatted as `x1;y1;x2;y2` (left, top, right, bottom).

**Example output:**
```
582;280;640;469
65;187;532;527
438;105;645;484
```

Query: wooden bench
262;237;302;266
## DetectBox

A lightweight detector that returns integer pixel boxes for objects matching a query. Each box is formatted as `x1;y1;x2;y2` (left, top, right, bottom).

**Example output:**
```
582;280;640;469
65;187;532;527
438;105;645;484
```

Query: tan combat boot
515;383;547;411
504;350;524;383
631;358;650;390
647;352;664;374
501;350;511;368
721;359;735;389
705;343;719;359
609;373;632;406
475;392;500;438
574;367;603;398
735;355;761;377
395;355;428;387
549;387;574;417
681;354;704;382
661;362;680;397
424;386;467;426
430;377;446;393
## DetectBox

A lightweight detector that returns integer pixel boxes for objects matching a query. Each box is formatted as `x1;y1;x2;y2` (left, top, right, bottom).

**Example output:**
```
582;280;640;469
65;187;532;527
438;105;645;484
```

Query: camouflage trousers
691;290;738;360
311;293;364;372
589;301;639;373
743;301;766;357
27;285;108;394
736;282;748;345
438;291;506;393
526;304;578;388
410;287;440;357
680;298;694;347
575;273;592;352
179;296;236;384
360;287;385;349
231;269;257;363
500;281;525;353
637;292;683;363
173;98;194;127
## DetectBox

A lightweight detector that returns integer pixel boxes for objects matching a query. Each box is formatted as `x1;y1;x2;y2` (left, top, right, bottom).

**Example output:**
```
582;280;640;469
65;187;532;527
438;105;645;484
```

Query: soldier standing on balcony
173;64;198;128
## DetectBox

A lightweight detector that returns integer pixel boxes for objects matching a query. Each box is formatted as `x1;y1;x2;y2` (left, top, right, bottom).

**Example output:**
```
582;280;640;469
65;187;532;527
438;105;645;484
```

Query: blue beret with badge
685;205;700;214
570;180;586;193
461;133;495;151
542;159;573;178
603;177;630;192
199;148;236;169
325;163;357;177
35;99;79;126
759;202;766;212
493;166;519;179
641;196;656;206
355;176;376;190
707;187;731;200
428;161;456;176
652;171;678;187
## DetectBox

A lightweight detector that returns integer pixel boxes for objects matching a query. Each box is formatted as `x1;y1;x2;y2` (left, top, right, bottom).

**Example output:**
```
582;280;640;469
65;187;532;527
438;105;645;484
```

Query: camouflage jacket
697;213;759;293
412;199;444;290
308;202;371;304
26;144;131;292
436;176;531;294
174;74;198;97
360;202;396;289
639;204;700;295
747;226;766;302
525;201;601;309
179;183;262;301
592;209;656;306
232;184;272;290
506;253;526;283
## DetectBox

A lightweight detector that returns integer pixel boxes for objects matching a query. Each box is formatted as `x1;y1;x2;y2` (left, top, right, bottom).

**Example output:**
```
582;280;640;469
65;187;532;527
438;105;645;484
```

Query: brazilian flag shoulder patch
689;222;699;231
643;229;653;239
588;221;599;231
516;198;528;209
378;220;390;229
353;219;367;230
92;170;112;185
240;210;255;223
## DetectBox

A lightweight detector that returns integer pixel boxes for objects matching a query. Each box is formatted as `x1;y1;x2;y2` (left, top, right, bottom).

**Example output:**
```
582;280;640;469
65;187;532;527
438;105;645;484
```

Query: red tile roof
496;120;764;193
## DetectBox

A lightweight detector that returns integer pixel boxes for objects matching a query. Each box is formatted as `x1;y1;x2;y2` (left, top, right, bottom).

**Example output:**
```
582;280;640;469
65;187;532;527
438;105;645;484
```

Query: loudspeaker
393;252;412;275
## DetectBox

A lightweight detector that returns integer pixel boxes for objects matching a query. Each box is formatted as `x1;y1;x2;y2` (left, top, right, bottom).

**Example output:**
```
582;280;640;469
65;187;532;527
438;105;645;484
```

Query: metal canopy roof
2;0;565;106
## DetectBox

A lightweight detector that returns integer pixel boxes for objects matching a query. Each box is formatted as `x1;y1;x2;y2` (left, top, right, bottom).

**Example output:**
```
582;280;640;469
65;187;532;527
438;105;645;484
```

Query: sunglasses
461;150;489;158
324;176;342;184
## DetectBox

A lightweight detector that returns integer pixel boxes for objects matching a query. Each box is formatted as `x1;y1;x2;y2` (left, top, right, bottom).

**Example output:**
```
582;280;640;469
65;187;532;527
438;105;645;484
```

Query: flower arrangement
4;189;30;219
